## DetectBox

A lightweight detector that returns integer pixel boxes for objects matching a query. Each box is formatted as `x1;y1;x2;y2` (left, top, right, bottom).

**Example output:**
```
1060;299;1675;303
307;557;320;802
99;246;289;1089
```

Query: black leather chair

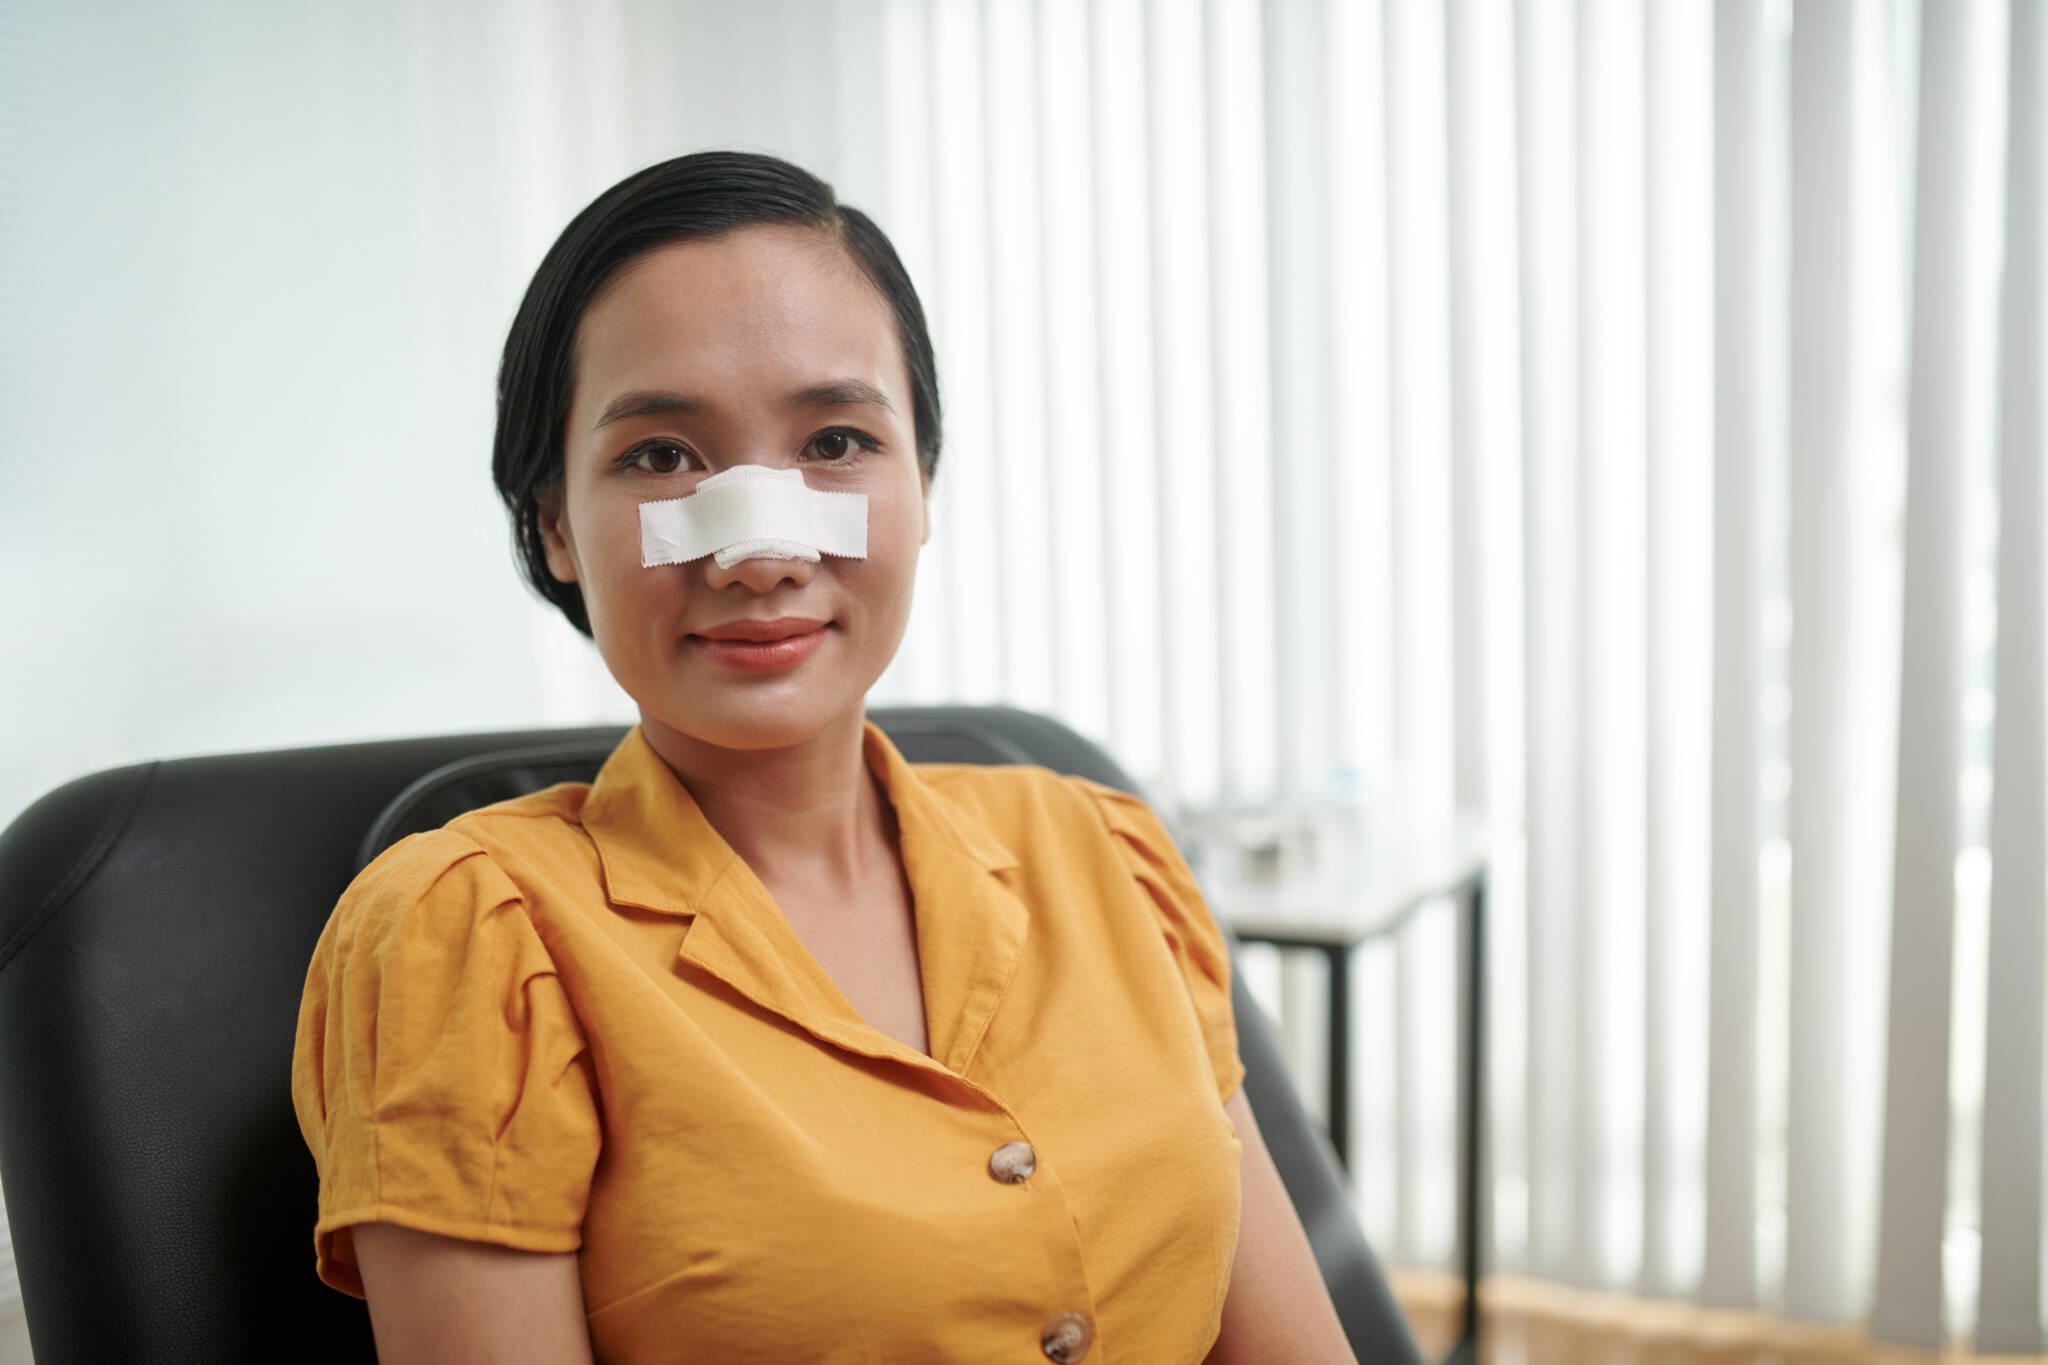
0;705;1422;1364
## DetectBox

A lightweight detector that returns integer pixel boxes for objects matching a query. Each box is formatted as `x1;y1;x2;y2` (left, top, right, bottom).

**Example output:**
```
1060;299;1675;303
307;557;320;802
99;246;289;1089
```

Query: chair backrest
0;705;1419;1364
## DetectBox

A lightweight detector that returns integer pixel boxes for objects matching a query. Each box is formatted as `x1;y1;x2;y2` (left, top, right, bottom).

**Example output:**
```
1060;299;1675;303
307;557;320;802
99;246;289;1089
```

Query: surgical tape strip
639;464;868;570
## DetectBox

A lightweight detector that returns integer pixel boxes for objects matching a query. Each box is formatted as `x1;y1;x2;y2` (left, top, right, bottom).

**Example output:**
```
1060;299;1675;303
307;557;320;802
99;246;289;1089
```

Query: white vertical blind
1513;0;1584;1287
1640;0;1716;1303
1386;0;1460;1272
1784;0;1858;1327
1445;0;1522;1291
927;1;1007;706
1974;0;2047;1351
1265;0;1337;801
1322;0;1397;797
1204;0;1277;804
876;0;950;706
1088;0;1168;787
1384;0;1456;827
1702;0;1769;1313
1449;0;1531;1284
1574;0;1649;1290
1146;0;1223;810
1871;0;2000;1346
1445;0;1491;817
1839;1;1906;1316
1031;0;1113;743
983;0;1059;721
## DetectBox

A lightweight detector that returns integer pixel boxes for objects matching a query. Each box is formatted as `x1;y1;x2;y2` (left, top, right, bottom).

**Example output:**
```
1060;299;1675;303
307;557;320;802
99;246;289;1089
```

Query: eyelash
613;427;884;474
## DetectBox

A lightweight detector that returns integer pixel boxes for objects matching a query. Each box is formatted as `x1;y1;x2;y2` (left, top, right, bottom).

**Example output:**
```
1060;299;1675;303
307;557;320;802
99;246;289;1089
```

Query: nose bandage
639;465;868;570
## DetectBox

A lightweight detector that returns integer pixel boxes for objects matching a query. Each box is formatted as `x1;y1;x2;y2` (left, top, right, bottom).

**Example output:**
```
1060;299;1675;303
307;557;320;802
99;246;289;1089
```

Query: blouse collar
575;719;1029;1079
580;721;1018;915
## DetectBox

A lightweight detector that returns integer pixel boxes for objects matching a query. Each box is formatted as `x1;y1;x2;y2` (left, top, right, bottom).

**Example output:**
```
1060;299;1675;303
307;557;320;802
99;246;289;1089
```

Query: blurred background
2;0;2044;1359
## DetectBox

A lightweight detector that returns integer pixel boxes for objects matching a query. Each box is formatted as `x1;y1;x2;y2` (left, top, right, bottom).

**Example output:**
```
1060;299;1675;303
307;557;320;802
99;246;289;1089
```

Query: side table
1204;818;1491;1365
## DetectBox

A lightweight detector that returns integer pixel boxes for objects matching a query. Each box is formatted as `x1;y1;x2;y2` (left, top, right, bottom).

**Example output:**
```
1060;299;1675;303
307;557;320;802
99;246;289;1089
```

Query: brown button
1041;1312;1092;1361
988;1141;1037;1184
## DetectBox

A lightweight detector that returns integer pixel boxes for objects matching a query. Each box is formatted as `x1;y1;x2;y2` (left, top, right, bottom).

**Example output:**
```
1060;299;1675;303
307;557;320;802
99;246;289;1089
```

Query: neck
638;707;891;892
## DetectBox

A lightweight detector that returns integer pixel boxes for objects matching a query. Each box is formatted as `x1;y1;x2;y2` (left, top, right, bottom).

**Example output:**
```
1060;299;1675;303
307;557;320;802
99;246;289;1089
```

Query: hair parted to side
491;150;943;636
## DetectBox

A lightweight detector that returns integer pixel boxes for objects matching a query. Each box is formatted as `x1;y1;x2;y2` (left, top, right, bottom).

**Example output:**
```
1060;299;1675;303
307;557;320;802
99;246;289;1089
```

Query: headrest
352;709;1097;874
354;738;622;871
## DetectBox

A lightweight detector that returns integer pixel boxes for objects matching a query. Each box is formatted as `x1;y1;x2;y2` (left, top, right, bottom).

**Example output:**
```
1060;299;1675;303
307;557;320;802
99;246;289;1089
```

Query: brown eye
628;441;685;474
806;428;877;461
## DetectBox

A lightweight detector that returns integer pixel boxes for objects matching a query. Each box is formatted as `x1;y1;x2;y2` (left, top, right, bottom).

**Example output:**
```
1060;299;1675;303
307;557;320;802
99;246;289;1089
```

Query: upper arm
1074;777;1249;1104
1206;1088;1361;1365
292;831;602;1296
354;1222;595;1365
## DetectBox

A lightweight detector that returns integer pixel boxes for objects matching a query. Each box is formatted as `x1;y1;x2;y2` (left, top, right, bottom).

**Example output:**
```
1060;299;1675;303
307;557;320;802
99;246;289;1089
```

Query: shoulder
341;826;507;919
443;782;596;863
911;763;1188;881
346;782;589;899
341;782;606;929
330;778;599;951
912;762;1156;837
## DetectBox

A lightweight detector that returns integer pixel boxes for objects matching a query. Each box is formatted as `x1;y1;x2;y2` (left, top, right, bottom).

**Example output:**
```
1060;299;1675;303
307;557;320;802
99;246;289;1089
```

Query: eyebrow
791;379;896;414
593;379;896;429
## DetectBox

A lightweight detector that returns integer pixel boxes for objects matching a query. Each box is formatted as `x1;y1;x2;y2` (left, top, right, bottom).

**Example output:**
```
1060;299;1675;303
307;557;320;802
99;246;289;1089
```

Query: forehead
570;226;906;417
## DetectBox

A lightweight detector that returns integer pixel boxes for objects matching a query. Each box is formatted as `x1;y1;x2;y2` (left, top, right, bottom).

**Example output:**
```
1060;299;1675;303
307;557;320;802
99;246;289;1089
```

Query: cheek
860;480;926;567
577;497;663;625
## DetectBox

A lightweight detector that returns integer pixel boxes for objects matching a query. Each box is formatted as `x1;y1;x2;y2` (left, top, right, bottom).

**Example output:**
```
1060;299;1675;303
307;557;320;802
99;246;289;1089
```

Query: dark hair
491;150;943;636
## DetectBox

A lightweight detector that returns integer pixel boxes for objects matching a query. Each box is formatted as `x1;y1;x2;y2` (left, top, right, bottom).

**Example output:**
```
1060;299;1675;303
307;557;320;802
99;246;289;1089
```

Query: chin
653;682;866;754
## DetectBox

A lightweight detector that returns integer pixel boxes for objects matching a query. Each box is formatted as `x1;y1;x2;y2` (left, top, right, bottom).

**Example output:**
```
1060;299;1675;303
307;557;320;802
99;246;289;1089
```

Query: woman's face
540;225;929;753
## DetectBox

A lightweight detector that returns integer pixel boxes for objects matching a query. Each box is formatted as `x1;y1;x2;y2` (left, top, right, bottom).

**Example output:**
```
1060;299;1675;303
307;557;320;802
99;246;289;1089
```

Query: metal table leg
1446;873;1487;1365
1324;942;1352;1170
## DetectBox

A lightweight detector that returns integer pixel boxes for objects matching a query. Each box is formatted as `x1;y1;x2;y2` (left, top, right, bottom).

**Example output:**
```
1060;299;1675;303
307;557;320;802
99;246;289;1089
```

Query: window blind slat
984;0;1058;717
1870;0;1996;1346
1146;0;1223;809
1573;0;1649;1290
1034;0;1113;742
1385;0;1456;826
1974;0;2048;1350
1513;0;1584;1284
1784;0;1857;1326
1445;0;1493;816
878;0;948;705
1387;0;1461;1266
1203;0;1276;804
1701;0;1768;1312
928;0;1005;702
1089;0;1167;786
1263;0;1334;800
1444;0;1519;1282
1640;0;1716;1301
1322;0;1396;793
1640;0;1678;1298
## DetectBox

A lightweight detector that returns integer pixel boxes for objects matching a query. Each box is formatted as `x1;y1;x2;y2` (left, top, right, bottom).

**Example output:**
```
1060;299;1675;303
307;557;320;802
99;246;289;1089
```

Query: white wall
0;0;909;1333
2;0;625;830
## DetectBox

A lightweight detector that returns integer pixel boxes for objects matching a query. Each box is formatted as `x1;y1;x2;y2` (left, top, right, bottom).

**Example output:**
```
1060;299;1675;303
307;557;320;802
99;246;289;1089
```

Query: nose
701;551;817;595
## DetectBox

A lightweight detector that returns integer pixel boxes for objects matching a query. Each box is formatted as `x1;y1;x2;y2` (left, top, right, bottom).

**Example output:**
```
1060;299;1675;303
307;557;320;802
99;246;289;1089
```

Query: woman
292;151;1357;1364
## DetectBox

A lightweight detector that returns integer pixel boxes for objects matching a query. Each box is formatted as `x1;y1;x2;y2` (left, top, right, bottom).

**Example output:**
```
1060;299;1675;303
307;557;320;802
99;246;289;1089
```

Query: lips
694;617;830;643
687;617;832;673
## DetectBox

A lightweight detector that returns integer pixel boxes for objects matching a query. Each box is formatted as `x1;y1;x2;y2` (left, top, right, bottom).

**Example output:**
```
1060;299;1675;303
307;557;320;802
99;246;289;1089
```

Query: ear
919;469;933;547
537;484;581;584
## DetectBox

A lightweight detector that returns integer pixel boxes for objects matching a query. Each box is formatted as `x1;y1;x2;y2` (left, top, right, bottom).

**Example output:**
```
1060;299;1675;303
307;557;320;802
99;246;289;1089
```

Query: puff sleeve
290;828;602;1297
1084;782;1248;1104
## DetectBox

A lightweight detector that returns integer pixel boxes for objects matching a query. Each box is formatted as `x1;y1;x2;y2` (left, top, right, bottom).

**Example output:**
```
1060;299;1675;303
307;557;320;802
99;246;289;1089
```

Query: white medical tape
638;465;868;570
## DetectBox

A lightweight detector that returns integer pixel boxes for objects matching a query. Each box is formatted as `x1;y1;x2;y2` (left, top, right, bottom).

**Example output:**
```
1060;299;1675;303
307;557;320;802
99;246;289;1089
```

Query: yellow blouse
292;720;1246;1363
